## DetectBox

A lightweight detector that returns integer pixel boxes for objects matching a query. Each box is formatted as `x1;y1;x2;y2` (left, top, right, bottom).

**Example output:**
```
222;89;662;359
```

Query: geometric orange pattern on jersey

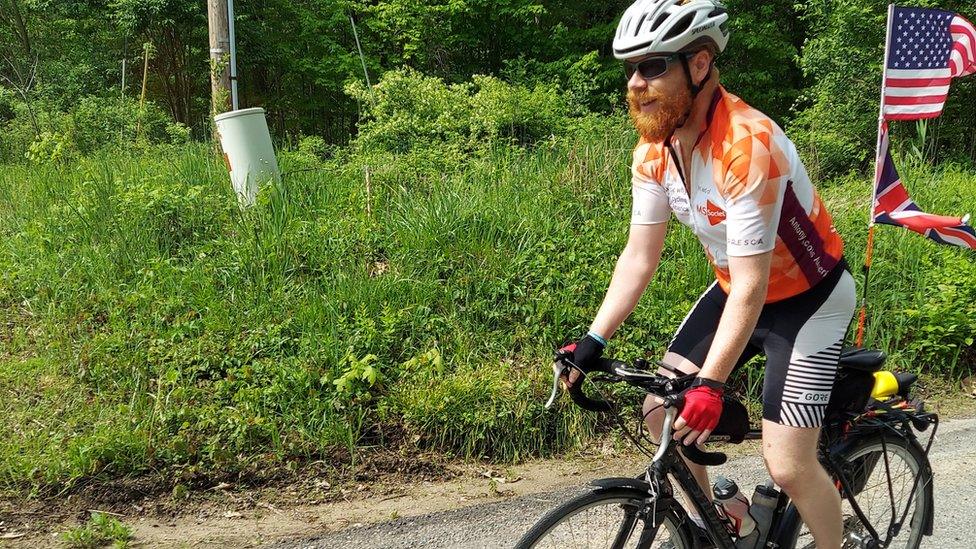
635;87;844;303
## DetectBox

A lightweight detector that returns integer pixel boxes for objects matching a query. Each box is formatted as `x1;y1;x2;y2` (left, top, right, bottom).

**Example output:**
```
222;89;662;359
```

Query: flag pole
856;2;895;347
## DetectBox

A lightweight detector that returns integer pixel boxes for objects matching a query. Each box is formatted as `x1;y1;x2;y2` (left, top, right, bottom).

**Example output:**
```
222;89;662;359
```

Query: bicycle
515;346;938;548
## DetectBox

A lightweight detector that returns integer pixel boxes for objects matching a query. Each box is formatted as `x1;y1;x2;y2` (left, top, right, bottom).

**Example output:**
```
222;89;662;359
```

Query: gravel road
269;417;976;549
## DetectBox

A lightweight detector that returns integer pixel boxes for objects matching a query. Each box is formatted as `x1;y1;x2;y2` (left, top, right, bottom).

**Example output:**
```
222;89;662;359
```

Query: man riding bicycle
558;1;856;548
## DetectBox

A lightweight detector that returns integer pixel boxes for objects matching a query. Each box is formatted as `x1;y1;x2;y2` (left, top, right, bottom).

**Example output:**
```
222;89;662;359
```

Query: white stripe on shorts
778;271;856;428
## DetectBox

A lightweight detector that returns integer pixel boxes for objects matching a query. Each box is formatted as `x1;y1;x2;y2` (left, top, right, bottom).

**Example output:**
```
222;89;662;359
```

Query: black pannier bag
713;395;750;442
825;367;875;422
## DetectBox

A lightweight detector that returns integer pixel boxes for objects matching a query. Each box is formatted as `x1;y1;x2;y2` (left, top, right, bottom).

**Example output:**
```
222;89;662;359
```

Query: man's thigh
761;419;821;469
761;271;856;428
664;281;723;375
664;281;760;376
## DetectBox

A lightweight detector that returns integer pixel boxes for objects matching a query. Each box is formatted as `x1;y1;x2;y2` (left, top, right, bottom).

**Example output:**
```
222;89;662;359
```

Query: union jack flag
873;122;976;249
883;6;976;120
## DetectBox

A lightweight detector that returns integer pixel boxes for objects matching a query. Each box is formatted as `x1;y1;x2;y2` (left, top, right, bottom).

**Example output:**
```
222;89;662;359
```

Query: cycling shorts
667;258;856;428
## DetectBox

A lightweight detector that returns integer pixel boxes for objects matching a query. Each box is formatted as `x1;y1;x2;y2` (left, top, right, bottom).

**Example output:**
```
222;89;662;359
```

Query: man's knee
764;458;807;495
762;420;823;496
763;447;827;497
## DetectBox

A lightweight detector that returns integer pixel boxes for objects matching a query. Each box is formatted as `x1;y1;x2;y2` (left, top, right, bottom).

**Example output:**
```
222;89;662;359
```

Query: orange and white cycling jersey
630;87;844;303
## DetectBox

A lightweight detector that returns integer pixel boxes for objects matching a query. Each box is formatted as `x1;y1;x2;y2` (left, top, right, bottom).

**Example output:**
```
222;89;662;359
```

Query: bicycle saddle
838;347;886;372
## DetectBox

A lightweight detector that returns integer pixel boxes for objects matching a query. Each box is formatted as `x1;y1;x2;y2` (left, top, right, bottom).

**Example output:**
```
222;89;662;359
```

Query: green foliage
501;50;623;114
789;0;888;179
719;0;803;122
25;130;76;164
61;512;133;548
333;351;382;399
2;121;974;496
390;361;592;459
6;0;976;174
347;68;572;157
2;95;189;163
900;264;976;373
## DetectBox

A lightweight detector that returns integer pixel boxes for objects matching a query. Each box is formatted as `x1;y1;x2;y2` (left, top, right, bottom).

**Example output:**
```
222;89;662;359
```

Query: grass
61;512;132;548
0;122;973;496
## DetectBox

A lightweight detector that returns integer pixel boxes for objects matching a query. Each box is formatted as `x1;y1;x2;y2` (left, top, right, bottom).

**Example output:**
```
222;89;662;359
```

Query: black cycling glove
559;333;606;374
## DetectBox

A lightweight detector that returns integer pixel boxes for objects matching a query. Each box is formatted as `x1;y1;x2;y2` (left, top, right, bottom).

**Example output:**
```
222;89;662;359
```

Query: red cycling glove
679;385;724;433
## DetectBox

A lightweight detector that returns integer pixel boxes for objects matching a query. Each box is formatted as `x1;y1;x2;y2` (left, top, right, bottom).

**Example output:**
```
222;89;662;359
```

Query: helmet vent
650;12;670;32
663;12;694;42
634;13;649;36
618;15;631;38
708;7;726;18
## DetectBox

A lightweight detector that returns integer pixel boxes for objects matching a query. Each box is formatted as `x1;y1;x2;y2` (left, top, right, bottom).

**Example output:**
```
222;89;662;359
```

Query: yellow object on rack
871;371;900;400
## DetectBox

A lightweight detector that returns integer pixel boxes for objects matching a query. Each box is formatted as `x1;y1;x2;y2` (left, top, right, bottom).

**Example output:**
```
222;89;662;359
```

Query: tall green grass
0;125;973;495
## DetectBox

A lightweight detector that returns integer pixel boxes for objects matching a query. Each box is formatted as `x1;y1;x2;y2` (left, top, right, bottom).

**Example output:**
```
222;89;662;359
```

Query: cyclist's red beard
628;87;692;143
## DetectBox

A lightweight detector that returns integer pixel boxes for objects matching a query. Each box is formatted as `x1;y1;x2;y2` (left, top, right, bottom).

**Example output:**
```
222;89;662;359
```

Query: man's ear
692;49;713;85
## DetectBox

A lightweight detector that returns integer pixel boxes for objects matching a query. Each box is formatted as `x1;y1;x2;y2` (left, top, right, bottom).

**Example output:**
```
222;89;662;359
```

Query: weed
61;512;132;548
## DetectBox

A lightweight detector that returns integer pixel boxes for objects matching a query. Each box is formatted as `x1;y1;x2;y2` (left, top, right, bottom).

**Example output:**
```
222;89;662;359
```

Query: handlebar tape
567;380;612;412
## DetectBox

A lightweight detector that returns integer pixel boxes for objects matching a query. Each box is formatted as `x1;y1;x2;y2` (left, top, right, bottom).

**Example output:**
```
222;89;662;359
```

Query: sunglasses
624;53;685;81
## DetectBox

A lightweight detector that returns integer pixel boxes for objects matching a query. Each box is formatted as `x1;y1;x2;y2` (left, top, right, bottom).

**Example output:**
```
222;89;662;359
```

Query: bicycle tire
514;486;695;549
774;432;933;548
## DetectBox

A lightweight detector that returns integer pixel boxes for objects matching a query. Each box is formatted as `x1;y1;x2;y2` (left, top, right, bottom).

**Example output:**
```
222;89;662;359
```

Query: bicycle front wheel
515;486;694;549
778;432;932;548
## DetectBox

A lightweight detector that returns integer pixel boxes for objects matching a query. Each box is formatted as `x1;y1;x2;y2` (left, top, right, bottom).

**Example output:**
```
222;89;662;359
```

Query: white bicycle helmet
613;0;730;60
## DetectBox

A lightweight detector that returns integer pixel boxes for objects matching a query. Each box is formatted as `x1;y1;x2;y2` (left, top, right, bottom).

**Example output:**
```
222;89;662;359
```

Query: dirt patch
0;435;773;548
1;450;655;548
0;448;460;547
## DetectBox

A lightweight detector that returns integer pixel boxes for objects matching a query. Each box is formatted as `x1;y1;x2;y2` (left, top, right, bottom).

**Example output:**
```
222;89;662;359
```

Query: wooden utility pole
135;42;152;139
207;0;231;116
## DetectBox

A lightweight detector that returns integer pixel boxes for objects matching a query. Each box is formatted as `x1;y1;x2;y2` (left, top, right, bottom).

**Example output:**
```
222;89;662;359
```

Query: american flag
883;6;976;121
873;122;976;249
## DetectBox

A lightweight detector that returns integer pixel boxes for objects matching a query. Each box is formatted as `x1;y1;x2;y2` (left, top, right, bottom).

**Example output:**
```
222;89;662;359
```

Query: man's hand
556;334;606;389
672;384;724;446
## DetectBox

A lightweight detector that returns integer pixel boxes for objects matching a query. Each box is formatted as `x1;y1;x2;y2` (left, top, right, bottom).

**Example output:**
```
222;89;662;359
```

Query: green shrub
346;68;573;155
26;130;78;164
2;94;187;163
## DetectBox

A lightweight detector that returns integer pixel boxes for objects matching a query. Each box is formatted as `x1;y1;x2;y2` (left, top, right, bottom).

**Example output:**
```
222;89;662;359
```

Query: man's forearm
698;284;765;382
589;248;659;339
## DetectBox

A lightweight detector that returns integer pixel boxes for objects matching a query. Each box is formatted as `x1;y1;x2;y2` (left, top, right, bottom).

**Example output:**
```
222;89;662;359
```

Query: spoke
796;437;926;548
532;497;665;549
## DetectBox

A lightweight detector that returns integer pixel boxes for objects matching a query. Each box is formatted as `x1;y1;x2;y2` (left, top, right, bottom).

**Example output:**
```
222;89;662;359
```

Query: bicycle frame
638;403;937;549
546;354;936;548
644;406;740;549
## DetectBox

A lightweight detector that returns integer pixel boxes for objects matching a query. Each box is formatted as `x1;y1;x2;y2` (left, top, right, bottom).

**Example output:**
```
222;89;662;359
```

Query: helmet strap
677;53;714;126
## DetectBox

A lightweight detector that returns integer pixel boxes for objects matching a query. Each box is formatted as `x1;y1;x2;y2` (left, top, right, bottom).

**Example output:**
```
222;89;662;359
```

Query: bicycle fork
645;405;739;549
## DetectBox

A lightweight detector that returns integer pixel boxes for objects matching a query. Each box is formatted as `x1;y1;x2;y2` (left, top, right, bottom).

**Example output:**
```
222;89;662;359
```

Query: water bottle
748;482;780;542
712;476;756;537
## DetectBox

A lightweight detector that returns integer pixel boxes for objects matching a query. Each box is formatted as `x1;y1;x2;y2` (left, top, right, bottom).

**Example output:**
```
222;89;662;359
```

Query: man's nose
627;70;647;92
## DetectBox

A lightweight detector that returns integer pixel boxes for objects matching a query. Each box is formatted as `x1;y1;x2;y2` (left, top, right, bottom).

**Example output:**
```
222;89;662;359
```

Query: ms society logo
697;200;726;226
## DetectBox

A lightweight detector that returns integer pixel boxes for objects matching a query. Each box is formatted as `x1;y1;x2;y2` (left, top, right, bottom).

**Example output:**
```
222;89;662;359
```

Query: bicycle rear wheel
515;486;694;549
777;432;932;548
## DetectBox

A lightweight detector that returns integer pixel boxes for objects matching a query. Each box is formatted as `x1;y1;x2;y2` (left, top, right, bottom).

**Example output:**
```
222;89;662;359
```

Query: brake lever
545;361;568;409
